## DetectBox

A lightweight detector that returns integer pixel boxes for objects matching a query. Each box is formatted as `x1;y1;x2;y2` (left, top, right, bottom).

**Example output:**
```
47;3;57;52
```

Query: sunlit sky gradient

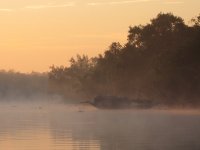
0;0;199;72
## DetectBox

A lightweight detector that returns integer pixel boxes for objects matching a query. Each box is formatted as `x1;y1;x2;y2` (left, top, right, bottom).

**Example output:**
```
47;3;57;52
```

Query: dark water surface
0;103;200;150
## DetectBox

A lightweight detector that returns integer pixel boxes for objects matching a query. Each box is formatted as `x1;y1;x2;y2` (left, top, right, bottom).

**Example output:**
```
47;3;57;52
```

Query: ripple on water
0;104;200;150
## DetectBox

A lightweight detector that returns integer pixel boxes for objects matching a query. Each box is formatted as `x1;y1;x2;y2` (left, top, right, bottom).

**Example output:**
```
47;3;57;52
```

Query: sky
0;0;199;73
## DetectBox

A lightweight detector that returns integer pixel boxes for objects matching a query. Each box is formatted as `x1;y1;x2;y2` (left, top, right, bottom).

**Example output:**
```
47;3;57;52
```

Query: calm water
0;102;200;150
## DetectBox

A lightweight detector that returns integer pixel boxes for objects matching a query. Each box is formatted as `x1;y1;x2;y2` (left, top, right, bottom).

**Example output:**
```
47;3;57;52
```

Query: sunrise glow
0;0;199;72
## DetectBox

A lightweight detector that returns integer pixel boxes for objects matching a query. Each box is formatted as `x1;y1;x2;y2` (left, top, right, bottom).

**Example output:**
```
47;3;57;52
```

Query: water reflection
0;104;100;150
0;103;200;150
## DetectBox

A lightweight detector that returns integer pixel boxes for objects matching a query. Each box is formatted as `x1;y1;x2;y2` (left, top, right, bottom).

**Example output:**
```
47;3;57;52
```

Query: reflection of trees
49;110;200;150
49;13;200;106
1;107;200;150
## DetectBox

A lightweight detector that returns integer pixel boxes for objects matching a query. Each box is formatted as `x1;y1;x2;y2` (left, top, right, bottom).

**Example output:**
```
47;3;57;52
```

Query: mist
0;70;64;104
1;13;200;109
48;13;200;108
0;67;200;150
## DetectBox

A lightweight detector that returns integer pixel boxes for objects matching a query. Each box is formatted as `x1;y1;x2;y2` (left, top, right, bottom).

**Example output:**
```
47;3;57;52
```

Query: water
0;102;200;150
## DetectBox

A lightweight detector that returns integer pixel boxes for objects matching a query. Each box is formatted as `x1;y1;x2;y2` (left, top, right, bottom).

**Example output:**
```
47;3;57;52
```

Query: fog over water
0;100;200;150
0;13;200;149
0;11;200;150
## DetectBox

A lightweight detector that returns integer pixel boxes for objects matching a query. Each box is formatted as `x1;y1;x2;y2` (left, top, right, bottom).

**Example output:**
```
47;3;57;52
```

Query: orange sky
0;0;199;72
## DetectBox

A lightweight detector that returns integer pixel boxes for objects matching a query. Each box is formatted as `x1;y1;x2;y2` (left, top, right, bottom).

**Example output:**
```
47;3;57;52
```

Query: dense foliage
49;13;200;106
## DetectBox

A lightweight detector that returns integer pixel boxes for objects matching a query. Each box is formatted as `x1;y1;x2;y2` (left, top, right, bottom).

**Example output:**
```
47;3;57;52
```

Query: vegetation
0;70;49;100
48;13;200;106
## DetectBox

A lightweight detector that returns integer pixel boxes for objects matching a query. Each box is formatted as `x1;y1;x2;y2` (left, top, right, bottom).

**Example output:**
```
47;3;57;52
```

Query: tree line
49;13;200;106
0;70;48;101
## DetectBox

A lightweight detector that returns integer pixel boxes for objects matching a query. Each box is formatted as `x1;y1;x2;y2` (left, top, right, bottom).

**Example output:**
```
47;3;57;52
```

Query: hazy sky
0;0;199;72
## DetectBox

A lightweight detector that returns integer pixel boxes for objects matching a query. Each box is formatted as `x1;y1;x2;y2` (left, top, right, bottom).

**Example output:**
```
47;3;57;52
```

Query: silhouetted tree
49;13;200;106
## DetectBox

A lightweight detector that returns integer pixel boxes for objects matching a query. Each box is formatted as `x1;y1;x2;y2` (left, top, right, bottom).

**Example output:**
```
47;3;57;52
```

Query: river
0;102;200;150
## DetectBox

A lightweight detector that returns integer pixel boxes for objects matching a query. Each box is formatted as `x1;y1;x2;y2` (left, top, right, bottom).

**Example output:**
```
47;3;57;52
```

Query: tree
48;13;200;106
